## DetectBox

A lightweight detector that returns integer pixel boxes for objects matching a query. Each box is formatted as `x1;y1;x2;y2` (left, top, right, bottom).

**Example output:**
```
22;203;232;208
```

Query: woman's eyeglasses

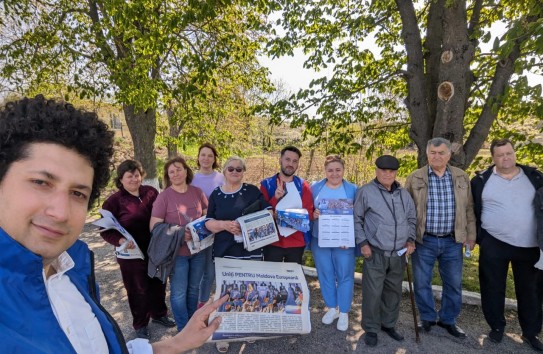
227;166;244;173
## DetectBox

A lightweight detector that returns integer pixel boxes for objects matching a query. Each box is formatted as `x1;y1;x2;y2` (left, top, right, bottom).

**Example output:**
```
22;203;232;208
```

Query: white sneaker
322;308;339;325
337;313;349;331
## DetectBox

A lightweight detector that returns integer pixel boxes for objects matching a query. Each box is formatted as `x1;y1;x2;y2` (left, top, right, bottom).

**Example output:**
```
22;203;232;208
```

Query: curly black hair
0;95;114;208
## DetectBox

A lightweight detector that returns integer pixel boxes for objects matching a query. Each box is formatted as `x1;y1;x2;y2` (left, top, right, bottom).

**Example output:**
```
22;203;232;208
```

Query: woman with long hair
192;143;224;307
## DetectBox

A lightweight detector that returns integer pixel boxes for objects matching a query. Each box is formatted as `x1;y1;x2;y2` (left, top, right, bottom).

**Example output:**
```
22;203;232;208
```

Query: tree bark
122;104;157;180
424;0;444;139
433;0;474;168
396;0;431;167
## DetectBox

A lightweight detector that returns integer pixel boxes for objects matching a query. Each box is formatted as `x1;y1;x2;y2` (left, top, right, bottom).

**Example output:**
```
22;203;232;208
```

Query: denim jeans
170;252;206;331
311;239;355;313
198;246;215;302
411;235;463;324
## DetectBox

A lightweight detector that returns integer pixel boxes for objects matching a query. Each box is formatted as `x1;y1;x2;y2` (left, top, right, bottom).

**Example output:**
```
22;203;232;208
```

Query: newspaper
208;258;311;342
275;181;304;237
236;209;279;251
92;209;145;259
186;216;214;255
317;198;355;247
277;209;310;232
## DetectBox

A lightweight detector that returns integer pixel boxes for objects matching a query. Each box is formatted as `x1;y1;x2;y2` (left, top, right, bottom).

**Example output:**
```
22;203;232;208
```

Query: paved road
82;224;536;353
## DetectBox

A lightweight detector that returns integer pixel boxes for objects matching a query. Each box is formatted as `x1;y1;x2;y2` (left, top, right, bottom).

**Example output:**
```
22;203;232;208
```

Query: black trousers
118;258;168;330
263;245;305;264
479;232;542;337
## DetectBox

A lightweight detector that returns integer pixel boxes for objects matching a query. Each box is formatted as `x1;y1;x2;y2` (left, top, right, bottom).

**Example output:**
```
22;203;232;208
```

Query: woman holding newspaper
310;155;357;331
100;160;175;340
205;156;269;260
150;157;208;332
192;143;225;308
205;156;269;353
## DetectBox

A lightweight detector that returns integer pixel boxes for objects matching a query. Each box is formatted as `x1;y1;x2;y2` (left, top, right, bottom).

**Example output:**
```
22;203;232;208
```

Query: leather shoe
152;316;176;328
522;335;543;352
488;329;503;343
437;321;466;338
381;326;404;341
418;320;437;332
135;326;149;339
364;332;377;347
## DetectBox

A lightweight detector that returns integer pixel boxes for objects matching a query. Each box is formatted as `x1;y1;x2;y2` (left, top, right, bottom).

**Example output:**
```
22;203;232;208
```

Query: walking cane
405;253;421;343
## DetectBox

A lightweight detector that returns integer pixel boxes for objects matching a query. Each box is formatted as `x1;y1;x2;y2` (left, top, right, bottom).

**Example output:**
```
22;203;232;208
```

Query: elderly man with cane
354;155;417;347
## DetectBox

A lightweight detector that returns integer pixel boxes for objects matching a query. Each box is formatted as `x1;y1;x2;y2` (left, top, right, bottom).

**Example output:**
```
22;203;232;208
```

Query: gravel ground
82;224;537;354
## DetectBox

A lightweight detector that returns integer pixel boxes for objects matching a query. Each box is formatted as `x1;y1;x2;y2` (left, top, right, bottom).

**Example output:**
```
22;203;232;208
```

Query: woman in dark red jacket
100;160;175;339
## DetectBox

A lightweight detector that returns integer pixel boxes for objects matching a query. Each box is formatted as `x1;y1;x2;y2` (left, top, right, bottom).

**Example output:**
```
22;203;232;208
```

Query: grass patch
303;246;517;299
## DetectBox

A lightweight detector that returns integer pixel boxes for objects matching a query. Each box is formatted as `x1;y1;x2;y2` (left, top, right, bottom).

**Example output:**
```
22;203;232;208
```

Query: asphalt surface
82;224;537;353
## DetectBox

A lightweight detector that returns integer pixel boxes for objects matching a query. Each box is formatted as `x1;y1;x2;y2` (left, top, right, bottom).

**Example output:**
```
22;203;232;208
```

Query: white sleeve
126;339;153;354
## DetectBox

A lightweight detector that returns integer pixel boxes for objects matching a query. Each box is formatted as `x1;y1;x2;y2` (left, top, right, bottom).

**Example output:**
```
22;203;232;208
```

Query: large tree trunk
398;0;540;170
432;0;474;168
122;104;158;183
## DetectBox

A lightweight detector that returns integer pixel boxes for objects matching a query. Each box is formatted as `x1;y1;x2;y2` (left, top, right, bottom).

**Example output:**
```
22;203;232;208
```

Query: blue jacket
0;227;128;354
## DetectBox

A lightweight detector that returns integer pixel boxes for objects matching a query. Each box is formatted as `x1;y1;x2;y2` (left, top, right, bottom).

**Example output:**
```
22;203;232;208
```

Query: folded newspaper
236;209;279;251
92;209;144;260
207;258;311;342
277;209;310;232
186;216;214;255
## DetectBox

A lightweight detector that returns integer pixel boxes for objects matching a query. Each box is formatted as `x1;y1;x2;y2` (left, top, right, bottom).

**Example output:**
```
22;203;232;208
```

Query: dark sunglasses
227;166;244;173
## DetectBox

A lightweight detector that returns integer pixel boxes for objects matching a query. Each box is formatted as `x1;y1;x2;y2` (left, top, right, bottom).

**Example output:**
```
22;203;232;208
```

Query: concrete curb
302;265;518;311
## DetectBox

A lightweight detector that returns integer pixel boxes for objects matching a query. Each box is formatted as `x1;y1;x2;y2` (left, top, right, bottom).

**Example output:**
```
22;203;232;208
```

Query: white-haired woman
205;156;269;352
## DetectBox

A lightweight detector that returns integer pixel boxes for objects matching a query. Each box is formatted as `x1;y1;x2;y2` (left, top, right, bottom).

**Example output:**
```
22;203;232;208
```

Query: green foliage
263;0;543;168
0;0;272;177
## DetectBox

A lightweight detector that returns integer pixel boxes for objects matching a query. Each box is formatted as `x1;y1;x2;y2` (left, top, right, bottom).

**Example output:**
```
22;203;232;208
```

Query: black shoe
135;326;149;339
522;335;543;352
381;326;404;341
488;329;503;343
152;316;176;328
364;332;378;347
418;320;437;332
437;321;466;338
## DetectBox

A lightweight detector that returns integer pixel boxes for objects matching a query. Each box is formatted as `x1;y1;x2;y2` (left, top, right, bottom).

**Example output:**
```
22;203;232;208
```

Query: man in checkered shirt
405;138;476;339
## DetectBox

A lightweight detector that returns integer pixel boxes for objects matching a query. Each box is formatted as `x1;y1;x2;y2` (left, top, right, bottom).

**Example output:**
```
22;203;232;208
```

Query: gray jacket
147;222;184;284
354;180;416;254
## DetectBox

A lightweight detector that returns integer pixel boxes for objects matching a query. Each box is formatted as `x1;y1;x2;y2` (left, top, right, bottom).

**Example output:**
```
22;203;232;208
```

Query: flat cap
375;155;399;170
